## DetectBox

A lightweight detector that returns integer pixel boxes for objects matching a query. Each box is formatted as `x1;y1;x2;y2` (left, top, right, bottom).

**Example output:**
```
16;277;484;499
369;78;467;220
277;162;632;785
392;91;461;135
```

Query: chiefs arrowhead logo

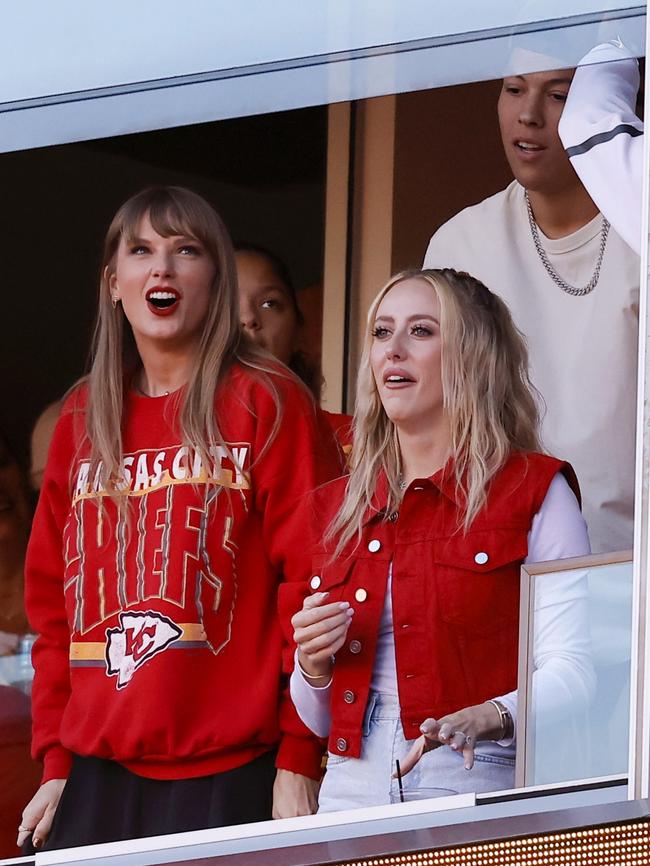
105;611;182;689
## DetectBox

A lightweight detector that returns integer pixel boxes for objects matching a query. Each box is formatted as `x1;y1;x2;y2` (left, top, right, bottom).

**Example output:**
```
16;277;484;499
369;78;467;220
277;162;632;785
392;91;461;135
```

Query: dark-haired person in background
236;244;352;448
424;60;640;555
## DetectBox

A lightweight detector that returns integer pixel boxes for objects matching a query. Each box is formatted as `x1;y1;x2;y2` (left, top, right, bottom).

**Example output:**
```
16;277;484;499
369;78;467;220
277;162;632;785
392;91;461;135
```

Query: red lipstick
146;286;180;317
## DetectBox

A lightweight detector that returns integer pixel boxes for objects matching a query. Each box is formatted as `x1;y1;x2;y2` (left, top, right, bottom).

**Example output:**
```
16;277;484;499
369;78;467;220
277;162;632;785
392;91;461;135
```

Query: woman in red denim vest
288;268;595;810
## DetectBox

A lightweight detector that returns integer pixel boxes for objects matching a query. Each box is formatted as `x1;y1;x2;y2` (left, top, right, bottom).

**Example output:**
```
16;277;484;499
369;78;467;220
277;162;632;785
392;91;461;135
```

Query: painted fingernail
338;602;350;609
346;607;355;616
420;721;433;734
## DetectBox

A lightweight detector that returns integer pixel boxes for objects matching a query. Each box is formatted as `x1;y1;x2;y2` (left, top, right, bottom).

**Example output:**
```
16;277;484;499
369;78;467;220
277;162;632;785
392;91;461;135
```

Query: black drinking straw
395;759;405;802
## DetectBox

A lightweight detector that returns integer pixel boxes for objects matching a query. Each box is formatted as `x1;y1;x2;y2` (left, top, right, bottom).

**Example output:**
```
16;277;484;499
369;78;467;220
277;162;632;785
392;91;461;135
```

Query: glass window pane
0;4;644;152
518;556;633;786
1;2;642;103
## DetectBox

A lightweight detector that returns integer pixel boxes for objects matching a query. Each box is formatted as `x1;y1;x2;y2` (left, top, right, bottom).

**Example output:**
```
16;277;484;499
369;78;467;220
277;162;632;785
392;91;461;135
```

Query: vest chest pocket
433;529;528;636
309;554;354;603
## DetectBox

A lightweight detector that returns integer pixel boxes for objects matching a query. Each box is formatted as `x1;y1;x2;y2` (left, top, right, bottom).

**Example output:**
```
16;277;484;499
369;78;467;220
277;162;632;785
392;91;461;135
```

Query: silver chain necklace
524;190;610;297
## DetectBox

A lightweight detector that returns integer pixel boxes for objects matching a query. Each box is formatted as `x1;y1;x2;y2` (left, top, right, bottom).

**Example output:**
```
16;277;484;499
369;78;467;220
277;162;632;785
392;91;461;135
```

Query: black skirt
31;750;276;852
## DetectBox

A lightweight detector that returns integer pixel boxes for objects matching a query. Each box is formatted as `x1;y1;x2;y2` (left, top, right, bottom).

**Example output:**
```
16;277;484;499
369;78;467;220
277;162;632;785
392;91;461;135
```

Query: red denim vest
280;451;578;759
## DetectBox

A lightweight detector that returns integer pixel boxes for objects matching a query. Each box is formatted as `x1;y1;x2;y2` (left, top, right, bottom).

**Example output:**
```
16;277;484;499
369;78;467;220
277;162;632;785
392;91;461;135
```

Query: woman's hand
272;769;320;819
291;591;354;680
398;702;503;775
17;778;66;849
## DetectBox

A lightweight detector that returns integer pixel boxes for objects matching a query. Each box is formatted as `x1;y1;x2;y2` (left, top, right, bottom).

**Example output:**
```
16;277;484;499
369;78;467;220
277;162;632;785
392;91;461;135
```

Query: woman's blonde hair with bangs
78;185;283;493
327;268;542;554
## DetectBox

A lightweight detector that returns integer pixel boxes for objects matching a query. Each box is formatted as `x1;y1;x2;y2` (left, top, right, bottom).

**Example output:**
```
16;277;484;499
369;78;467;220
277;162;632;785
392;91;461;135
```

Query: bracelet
297;654;333;686
487;699;514;740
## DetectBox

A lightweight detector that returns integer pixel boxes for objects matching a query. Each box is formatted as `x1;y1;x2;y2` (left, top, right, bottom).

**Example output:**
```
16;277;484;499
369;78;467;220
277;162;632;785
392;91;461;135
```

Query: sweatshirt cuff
41;745;73;783
275;733;324;781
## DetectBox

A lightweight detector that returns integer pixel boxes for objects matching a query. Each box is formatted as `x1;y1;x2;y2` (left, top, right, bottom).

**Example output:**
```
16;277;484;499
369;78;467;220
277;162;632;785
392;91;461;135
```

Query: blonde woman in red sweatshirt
18;187;342;850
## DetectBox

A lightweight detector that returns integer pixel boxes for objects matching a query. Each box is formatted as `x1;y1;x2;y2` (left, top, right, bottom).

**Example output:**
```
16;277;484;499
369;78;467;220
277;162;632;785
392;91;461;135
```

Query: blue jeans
318;692;515;812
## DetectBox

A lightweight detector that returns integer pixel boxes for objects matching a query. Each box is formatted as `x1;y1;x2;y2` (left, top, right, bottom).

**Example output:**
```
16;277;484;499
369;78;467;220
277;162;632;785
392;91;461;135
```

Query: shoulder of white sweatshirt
558;40;643;255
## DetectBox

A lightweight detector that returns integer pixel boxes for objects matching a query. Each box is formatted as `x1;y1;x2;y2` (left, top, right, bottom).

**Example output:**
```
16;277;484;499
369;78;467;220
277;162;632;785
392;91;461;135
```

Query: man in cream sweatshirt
424;49;641;554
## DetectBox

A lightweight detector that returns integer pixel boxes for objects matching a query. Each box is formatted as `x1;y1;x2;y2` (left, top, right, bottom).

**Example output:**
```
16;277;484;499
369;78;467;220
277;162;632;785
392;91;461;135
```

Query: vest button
349;639;362;654
368;539;381;553
343;690;356;704
336;737;348;752
354;588;368;603
474;551;489;565
310;575;321;590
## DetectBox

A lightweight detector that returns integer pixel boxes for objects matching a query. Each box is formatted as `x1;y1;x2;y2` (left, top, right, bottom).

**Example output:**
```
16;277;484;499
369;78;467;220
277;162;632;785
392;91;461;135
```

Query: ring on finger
18;826;31;833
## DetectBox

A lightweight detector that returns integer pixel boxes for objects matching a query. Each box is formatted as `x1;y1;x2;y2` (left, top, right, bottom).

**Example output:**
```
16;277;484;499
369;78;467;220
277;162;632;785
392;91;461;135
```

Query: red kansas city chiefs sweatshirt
25;363;342;783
